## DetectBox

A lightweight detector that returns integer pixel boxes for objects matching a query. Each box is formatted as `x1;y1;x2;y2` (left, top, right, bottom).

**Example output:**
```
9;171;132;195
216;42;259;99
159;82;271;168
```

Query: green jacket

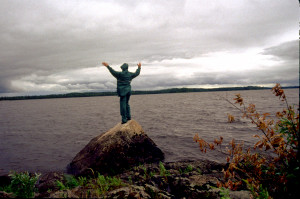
107;64;140;97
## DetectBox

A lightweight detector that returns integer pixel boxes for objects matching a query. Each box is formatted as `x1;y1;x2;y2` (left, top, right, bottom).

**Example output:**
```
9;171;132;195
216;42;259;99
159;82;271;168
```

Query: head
120;63;128;71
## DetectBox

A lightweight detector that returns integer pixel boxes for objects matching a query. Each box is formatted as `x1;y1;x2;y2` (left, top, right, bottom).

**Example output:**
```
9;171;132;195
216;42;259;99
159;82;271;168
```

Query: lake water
0;89;299;174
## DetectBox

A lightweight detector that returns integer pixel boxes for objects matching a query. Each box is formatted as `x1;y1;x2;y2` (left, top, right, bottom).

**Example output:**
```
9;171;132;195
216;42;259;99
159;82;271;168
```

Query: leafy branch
194;83;299;198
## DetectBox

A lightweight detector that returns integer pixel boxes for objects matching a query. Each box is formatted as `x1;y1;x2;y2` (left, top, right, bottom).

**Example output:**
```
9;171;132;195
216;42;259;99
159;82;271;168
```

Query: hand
137;62;141;68
102;62;109;67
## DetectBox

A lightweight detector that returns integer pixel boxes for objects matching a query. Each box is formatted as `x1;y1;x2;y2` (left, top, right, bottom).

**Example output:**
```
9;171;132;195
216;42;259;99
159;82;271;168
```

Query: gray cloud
0;0;298;95
262;40;299;60
131;62;299;91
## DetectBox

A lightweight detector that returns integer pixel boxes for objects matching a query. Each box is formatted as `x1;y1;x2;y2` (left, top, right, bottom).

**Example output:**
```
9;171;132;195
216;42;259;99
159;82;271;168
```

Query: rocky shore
0;160;250;198
0;120;251;198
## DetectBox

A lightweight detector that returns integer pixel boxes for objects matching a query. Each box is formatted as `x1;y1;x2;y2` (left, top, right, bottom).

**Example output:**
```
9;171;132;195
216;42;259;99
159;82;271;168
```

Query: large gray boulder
67;120;164;176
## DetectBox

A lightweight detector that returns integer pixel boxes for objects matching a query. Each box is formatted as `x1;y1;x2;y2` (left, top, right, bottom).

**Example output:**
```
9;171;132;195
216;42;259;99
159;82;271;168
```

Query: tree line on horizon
0;86;298;101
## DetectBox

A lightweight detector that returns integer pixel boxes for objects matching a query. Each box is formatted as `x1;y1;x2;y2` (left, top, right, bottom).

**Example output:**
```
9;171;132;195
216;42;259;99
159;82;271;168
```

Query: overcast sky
0;0;298;96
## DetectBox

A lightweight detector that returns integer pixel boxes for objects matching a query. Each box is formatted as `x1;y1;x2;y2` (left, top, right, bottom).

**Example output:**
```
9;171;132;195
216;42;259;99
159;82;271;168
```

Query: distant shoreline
0;86;298;101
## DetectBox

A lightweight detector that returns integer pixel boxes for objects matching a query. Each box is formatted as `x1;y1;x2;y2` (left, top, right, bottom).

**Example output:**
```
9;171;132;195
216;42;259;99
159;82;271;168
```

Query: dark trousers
120;92;131;123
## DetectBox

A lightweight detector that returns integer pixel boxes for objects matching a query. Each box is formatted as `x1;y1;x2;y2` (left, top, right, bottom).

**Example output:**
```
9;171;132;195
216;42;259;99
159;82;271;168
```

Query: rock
144;184;173;199
37;172;64;193
49;189;79;198
67;120;164;176
104;185;151;199
117;160;227;198
189;174;218;188
229;190;251;199
168;176;191;197
0;191;14;198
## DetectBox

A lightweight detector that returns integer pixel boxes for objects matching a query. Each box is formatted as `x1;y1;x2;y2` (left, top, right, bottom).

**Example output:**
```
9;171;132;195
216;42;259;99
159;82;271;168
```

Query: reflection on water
0;89;298;174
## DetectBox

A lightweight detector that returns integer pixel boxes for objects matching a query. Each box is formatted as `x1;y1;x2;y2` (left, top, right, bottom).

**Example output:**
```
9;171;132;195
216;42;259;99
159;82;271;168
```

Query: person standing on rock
102;62;141;124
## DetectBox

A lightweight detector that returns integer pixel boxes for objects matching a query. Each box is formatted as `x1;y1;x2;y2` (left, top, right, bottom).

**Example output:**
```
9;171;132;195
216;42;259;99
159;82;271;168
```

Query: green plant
0;185;12;193
8;171;40;198
95;173;124;195
219;187;231;199
64;174;79;189
96;174;109;194
55;172;126;198
179;168;183;174
56;180;66;190
56;175;79;190
185;165;193;173
60;192;68;198
78;176;88;186
143;173;147;180
179;165;194;174
197;168;202;174
86;189;91;198
159;162;170;177
243;179;269;199
149;171;154;178
140;165;155;180
142;166;148;180
128;176;133;184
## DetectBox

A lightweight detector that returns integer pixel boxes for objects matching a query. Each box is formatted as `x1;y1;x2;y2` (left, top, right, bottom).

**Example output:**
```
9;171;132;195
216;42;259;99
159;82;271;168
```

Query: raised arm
131;62;141;79
102;62;120;78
